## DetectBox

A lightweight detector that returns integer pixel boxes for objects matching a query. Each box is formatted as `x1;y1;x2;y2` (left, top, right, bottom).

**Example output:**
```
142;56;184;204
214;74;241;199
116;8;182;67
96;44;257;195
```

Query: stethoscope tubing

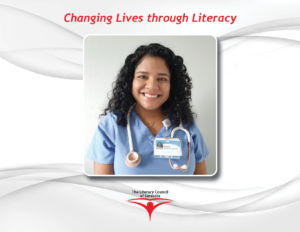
127;104;136;153
169;142;190;172
126;104;191;172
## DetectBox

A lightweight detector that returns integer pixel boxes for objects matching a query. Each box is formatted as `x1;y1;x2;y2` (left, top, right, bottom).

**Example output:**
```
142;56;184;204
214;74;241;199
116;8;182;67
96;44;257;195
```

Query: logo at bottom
126;198;173;221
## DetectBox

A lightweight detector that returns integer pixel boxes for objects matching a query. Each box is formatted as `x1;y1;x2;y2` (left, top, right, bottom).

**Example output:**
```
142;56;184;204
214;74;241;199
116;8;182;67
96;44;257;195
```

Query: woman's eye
158;78;167;82
138;75;147;79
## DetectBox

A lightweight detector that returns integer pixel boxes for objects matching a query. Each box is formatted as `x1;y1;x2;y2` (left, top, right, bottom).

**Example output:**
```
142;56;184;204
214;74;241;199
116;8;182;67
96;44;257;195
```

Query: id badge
153;138;182;159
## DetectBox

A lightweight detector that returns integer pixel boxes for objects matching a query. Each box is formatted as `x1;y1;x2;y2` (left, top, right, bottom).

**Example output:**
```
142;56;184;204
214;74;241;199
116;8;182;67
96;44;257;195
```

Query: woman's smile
141;92;161;100
144;93;159;98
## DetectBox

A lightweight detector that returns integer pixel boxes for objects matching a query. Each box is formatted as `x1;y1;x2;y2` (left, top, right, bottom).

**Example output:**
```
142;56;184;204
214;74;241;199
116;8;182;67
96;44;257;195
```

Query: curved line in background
219;35;300;53
207;173;300;213
0;164;83;181
0;4;83;40
223;173;300;213
1;165;300;214
0;4;84;79
0;50;82;80
0;173;141;205
1;164;299;192
1;165;300;215
188;183;290;213
0;49;82;66
0;163;82;172
45;174;300;213
0;178;203;218
181;174;300;212
158;174;299;192
2;174;300;217
0;47;82;54
219;18;300;41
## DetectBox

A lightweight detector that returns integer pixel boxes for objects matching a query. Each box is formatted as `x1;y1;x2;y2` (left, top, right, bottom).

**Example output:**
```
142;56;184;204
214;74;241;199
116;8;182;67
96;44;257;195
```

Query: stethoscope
125;104;191;172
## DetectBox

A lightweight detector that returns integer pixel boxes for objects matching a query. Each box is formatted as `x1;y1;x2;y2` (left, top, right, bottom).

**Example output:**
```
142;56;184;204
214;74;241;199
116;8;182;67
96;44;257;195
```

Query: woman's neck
134;103;166;136
135;104;164;120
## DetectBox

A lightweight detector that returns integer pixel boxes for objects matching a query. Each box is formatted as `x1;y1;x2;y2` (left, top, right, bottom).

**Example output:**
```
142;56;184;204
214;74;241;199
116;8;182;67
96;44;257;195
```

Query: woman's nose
145;77;158;90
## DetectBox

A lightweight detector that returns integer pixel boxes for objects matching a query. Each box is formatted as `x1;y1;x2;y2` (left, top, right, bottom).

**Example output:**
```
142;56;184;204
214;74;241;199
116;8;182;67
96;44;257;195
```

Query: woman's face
132;55;170;111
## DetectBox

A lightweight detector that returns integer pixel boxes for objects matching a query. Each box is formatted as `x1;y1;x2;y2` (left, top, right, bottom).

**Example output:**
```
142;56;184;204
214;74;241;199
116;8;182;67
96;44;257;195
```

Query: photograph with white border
84;35;217;176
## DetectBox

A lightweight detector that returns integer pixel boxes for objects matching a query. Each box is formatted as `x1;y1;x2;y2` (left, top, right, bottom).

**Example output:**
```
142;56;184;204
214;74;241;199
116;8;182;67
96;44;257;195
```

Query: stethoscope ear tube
171;127;191;143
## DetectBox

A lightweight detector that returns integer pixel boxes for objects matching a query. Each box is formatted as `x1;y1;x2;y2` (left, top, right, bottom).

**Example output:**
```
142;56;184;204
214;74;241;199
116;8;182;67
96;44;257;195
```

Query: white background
1;0;300;231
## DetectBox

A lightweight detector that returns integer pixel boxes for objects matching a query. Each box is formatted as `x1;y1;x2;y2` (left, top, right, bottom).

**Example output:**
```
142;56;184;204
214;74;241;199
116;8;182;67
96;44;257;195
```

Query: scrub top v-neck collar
131;109;172;143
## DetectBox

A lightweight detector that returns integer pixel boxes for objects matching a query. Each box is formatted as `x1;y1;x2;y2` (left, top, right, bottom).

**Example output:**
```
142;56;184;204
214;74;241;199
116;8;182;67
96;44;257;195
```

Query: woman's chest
113;127;195;175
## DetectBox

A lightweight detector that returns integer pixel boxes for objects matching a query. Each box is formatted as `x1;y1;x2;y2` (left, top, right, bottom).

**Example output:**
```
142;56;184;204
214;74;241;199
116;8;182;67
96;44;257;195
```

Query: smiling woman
86;43;209;175
133;55;170;111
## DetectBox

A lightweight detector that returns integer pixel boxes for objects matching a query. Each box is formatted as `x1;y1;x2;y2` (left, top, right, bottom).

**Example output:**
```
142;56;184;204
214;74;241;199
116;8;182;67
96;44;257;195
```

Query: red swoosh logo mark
127;198;173;221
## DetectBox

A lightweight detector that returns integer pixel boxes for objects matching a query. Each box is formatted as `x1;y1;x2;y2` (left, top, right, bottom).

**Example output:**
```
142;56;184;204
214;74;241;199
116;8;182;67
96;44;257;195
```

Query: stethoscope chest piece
125;151;141;167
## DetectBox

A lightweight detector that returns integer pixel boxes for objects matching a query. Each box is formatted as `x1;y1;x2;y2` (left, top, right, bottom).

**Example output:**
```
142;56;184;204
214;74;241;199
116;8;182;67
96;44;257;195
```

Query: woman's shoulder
98;112;119;128
182;119;199;133
182;120;207;142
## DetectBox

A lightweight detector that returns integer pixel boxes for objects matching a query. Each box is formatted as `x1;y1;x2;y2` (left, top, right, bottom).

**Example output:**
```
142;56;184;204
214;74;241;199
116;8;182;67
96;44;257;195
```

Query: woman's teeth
144;93;158;98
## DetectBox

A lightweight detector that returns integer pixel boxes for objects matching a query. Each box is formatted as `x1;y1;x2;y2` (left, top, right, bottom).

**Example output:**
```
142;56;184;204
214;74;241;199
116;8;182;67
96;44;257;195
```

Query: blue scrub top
87;110;209;175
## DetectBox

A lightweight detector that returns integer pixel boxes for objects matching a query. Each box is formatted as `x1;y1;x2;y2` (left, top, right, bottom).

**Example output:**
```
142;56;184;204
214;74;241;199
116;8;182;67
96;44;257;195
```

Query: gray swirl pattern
1;1;300;231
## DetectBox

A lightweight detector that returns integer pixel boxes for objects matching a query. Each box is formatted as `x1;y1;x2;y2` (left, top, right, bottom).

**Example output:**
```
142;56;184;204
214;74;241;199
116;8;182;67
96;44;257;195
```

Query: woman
87;43;209;175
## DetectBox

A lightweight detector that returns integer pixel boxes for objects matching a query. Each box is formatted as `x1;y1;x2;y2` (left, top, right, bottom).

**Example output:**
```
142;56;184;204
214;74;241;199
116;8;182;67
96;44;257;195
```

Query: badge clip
162;119;171;141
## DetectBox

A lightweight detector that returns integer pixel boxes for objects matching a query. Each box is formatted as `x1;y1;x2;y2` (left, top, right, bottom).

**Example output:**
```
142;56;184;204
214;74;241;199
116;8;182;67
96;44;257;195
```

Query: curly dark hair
101;43;195;126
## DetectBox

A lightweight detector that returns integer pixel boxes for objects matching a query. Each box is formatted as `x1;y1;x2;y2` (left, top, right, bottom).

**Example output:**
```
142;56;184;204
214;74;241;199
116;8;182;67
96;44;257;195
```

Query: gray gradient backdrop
1;1;300;231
